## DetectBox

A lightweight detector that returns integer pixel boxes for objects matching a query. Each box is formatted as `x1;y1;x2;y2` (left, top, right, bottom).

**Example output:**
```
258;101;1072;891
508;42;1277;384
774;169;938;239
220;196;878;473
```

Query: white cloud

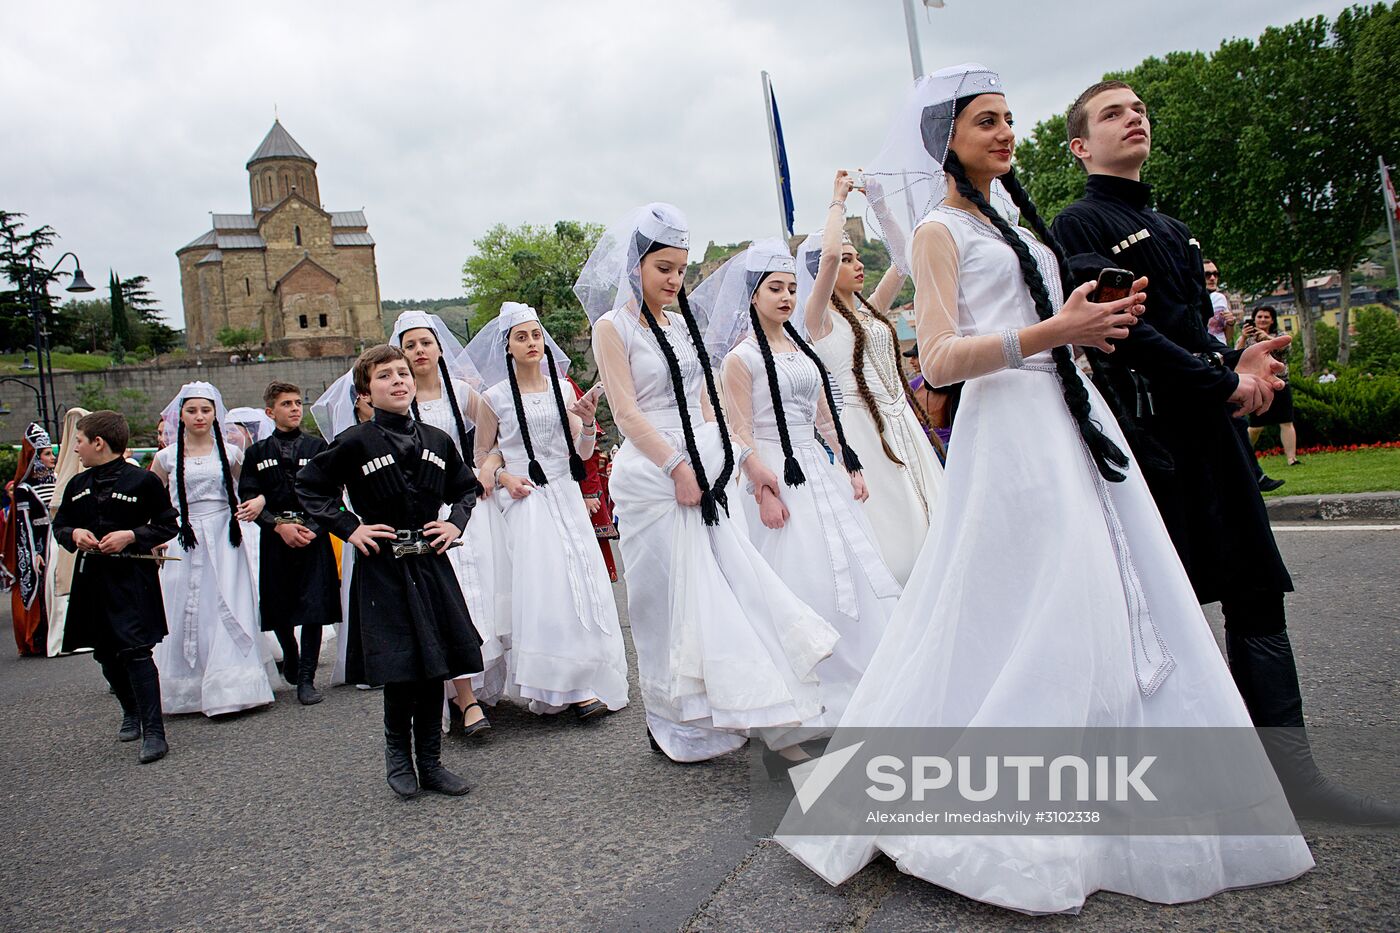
0;0;1353;329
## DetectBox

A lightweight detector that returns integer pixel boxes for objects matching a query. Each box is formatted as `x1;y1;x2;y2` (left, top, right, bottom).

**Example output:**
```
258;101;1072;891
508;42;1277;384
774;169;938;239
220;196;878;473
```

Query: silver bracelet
662;451;685;475
829;200;845;210
1000;328;1025;370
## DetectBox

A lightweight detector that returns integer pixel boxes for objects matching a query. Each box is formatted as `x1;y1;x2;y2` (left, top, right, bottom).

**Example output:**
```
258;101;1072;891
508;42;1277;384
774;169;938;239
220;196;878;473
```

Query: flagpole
1381;156;1400;289
761;70;788;240
902;0;925;79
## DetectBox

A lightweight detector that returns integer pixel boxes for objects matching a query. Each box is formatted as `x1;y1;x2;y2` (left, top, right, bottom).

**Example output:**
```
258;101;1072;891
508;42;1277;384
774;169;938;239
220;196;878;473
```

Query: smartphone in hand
1092;267;1134;303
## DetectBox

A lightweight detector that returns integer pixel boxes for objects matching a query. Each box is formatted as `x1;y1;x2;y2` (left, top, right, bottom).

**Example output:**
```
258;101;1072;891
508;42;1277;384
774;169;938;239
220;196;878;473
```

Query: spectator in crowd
1203;259;1238;345
1238;306;1300;467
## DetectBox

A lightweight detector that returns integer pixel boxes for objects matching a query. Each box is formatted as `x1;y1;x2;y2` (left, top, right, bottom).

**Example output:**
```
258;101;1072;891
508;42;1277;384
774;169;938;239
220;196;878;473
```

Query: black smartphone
1093;267;1134;303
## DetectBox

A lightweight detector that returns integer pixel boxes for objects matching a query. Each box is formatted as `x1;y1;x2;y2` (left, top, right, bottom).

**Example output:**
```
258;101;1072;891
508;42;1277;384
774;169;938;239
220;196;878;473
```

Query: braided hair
408;354;471;454
747;305;804;487
854;290;937;449
544;344;588;482
828;293;907;465
174;411;243;549
784;321;863;472
941;149;1128;482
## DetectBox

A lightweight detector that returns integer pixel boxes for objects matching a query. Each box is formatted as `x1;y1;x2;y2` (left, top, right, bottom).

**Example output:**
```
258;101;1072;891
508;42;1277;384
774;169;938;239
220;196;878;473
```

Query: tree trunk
1336;261;1354;368
1290;264;1318;375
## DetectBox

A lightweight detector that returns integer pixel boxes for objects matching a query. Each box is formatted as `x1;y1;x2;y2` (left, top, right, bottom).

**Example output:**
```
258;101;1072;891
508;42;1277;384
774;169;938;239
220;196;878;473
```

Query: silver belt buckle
391;529;427;558
272;511;307;526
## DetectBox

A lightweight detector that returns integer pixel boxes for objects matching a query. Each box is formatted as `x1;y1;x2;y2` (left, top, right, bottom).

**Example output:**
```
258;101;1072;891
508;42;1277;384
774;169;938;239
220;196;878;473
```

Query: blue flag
770;86;796;238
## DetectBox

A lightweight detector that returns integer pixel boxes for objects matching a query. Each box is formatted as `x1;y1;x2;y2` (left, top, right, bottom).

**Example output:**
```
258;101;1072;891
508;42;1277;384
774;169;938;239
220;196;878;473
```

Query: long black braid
543;344;588;482
748;306;804;487
211;418;243;547
505;346;550;486
996;167;1146;465
784;321;863;472
175;421;196;549
677;285;735;513
173;414;242;549
408;355;471;454
941;150;1128;482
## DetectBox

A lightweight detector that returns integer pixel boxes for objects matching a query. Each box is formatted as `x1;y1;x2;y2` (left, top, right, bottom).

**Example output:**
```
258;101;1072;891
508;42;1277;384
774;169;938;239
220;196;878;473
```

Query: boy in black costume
237;381;341;705
52;411;180;764
296;345;483;798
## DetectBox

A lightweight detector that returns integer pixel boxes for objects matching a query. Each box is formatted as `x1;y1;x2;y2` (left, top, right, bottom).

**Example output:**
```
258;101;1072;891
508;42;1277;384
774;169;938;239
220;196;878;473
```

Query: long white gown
415;380;512;703
722;338;900;729
813;306;943;586
593;304;839;761
477;381;629;712
153;444;274;716
779;206;1313;913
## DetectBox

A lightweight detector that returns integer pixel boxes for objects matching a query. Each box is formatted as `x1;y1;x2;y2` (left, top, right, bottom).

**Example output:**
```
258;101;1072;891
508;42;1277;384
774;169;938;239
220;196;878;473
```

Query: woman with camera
1237;306;1299;465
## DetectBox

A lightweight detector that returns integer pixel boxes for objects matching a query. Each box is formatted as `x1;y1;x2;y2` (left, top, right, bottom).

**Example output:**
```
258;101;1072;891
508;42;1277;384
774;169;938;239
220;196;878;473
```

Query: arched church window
295;226;302;246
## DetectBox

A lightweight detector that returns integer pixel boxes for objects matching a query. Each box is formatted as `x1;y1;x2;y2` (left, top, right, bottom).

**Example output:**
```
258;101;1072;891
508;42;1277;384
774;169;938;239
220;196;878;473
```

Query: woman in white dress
778;63;1313;914
696;239;900;732
151;381;274;716
465;301;629;719
389;310;511;736
577;203;838;763
796;175;944;586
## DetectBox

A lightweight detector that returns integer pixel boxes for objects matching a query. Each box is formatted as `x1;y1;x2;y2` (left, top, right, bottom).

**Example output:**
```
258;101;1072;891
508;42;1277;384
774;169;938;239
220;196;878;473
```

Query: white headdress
573;202;691;325
309;369;360;441
692;238;796;365
862;62;1017;276
225;406;276;449
462;301;570;391
388;310;479;388
159;381;233;444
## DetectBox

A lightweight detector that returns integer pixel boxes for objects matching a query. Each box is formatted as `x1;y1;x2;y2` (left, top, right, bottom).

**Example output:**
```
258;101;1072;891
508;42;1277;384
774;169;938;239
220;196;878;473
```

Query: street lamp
0;376;43;425
24;250;94;435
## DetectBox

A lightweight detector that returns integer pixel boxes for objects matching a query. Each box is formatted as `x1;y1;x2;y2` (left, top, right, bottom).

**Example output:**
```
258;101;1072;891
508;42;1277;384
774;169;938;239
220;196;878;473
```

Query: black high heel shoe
647;727;663;754
452;701;491;738
762;746;810;782
574;699;610;721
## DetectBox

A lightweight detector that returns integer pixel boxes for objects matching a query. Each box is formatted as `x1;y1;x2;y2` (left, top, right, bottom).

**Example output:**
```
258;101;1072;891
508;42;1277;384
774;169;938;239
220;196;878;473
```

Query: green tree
461;220;603;365
108;270;129;363
0;211;58;350
60;297;112;351
1349;305;1400;373
120;274;179;354
1015;113;1081;220
216;325;263;356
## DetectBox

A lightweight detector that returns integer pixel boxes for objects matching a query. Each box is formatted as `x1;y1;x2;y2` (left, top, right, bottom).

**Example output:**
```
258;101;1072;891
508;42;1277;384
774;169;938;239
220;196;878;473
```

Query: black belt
389;528;462;558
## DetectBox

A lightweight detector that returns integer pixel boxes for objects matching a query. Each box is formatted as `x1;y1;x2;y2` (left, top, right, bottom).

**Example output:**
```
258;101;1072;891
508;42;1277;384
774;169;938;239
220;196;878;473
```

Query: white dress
153;444;274;716
593;305;839;761
415;381;512;703
722;338;901;729
813;306;944;585
779;206;1313;912
479;382;629;713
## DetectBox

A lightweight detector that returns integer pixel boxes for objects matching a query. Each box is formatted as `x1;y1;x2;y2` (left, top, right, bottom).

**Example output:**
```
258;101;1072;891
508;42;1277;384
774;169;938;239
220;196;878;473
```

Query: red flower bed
1255;440;1400;457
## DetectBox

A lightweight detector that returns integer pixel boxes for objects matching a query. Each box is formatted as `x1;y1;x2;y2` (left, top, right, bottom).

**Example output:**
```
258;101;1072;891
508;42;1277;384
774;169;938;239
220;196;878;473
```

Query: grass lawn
0;352;112;374
1257;447;1400;497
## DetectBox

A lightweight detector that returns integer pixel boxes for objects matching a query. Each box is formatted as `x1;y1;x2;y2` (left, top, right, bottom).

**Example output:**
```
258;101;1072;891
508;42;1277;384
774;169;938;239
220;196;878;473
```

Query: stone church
177;121;383;357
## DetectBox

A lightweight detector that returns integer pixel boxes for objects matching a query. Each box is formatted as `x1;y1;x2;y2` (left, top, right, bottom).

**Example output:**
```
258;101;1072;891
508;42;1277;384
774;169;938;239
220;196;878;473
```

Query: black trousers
1219;589;1287;637
273;624;324;682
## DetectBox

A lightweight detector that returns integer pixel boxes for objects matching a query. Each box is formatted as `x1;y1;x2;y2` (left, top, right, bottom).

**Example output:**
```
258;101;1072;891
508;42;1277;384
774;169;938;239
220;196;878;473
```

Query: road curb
1266;491;1400;522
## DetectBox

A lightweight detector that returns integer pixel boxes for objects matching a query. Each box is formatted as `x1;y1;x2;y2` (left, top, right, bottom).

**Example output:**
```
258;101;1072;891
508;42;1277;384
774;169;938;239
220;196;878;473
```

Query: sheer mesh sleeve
567;382;596;459
914;221;1008;387
803;201;847;341
869;263;906;314
472;391;501;467
814;379;844;463
720;352;759;471
592;317;683;470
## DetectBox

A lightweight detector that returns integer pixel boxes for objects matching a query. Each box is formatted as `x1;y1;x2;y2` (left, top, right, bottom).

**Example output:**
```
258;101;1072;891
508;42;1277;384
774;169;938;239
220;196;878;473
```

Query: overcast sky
2;0;1355;329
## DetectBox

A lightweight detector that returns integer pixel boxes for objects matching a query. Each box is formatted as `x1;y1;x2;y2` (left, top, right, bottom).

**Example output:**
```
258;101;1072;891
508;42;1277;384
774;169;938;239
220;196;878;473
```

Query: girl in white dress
389;310;511;736
796;174;944;585
465;302;629;718
778;63;1312;914
696;239;900;732
577;203;838;763
151;382;274;716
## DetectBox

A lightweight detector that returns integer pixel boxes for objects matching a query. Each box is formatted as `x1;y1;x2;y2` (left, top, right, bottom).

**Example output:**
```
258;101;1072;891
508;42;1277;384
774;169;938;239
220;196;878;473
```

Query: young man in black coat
296;345;483;799
52;411;180;764
237;381;341;705
1051;80;1397;824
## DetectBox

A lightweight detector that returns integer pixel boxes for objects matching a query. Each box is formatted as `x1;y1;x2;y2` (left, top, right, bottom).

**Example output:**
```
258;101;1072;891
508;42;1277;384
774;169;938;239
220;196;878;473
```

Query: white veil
572;202;691;325
692;238;796;366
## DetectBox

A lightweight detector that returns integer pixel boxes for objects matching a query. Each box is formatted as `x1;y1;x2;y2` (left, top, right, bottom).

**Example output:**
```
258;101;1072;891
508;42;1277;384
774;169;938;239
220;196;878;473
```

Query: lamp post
24;251;94;435
0;376;43;424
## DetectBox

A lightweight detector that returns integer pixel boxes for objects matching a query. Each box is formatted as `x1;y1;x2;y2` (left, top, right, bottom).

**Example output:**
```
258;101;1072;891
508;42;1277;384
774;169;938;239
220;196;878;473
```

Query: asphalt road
1;524;1396;932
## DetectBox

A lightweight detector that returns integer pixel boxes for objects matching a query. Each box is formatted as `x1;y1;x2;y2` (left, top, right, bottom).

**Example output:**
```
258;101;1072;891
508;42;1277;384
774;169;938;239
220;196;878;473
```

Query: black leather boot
126;653;168;764
275;626;300;687
413;682;469;796
1227;632;1400;825
383;683;419;798
100;659;141;742
296;626;324;706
